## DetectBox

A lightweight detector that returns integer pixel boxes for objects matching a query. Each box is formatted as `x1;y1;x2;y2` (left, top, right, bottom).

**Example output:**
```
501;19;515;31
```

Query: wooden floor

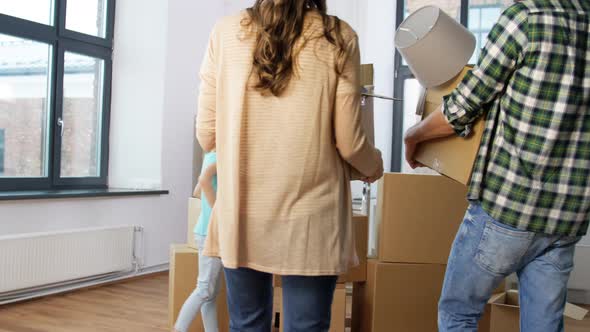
0;273;170;332
1;273;587;332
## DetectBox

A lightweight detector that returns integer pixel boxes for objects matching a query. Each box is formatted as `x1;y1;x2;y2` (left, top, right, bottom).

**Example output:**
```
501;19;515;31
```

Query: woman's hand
200;162;218;205
192;182;202;198
361;150;384;183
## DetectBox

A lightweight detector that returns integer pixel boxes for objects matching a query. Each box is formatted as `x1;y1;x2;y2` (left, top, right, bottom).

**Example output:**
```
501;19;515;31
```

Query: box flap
565;303;589;321
489;290;520;309
171;244;198;254
488;293;506;305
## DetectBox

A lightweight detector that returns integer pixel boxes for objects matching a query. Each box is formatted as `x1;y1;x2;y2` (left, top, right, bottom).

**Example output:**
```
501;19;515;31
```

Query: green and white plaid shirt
443;0;590;236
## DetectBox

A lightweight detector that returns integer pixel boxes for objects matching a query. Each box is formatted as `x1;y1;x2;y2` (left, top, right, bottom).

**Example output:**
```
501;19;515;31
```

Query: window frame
0;128;5;175
391;0;470;172
0;0;116;191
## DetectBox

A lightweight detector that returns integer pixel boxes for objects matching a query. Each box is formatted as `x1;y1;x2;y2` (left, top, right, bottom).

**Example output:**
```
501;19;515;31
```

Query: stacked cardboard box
357;173;513;332
354;173;469;332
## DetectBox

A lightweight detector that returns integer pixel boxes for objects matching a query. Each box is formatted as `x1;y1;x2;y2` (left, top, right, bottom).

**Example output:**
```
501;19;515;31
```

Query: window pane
66;0;107;37
0;0;54;25
60;52;104;178
469;33;482;64
468;8;480;29
404;0;461;21
481;7;503;29
400;79;438;175
0;34;52;178
468;1;512;63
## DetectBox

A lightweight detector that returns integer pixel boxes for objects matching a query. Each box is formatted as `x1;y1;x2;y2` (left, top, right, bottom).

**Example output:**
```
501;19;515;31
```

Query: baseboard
0;263;169;306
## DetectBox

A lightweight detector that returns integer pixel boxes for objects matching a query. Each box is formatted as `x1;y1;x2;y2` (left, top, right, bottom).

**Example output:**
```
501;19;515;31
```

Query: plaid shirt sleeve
443;3;529;137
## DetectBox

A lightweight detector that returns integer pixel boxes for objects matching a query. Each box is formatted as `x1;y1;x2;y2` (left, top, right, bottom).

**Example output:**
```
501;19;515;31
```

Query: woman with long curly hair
196;1;383;330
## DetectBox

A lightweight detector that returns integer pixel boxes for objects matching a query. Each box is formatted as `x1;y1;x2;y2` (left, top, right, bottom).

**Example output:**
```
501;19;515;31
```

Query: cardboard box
331;284;347;332
361;86;375;145
188;197;201;249
414;66;485;186
478;303;493;332
351;282;364;332
351;265;505;332
376;173;468;264
169;244;229;332
489;290;589;332
353;260;446;332
360;64;375;145
567;305;590;332
273;285;283;329
276;283;346;332
360;64;374;87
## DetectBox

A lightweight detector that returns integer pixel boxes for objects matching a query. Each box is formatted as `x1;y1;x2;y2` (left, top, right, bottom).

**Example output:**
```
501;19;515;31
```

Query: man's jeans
439;202;581;332
224;267;337;332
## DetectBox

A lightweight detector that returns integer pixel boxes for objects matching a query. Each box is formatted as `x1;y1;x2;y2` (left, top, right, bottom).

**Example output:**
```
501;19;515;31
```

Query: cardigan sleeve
196;25;218;152
333;35;382;177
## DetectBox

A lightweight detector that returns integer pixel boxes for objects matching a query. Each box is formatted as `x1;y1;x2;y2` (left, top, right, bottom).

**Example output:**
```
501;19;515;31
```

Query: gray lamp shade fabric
395;6;476;88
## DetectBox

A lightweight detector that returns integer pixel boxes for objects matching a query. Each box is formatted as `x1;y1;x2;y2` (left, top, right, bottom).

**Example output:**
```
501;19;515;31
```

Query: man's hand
404;125;424;169
404;106;456;169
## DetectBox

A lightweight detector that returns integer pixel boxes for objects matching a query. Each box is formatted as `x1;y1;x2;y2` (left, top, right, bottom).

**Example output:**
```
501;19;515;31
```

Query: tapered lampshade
395;6;476;88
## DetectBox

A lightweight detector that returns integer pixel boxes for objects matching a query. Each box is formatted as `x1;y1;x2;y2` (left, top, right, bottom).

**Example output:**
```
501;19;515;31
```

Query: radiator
0;226;142;299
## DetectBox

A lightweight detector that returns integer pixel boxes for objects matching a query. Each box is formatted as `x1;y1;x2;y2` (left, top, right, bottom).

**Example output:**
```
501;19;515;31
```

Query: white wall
329;0;395;175
330;0;396;200
108;0;168;189
0;0;221;270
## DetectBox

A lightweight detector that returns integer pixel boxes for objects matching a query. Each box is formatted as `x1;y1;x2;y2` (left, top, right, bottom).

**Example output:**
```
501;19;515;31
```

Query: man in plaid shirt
404;0;589;331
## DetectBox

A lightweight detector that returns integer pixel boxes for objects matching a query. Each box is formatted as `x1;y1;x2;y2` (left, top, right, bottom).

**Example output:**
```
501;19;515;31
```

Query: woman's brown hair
245;0;348;96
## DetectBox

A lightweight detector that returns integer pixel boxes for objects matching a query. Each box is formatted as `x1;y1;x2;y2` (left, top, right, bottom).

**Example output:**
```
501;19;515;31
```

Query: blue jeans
439;203;581;332
223;267;337;332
